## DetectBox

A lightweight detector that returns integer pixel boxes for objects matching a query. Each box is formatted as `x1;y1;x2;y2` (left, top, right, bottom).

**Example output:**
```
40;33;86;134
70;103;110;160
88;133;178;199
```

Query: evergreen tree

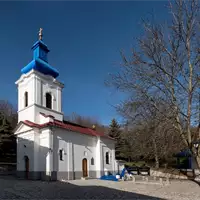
108;119;121;138
108;119;122;160
0;112;15;156
0;112;12;142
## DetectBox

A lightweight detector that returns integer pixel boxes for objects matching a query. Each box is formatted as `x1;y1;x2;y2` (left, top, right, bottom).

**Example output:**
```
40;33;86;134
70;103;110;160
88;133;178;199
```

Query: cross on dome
39;28;43;40
20;29;59;78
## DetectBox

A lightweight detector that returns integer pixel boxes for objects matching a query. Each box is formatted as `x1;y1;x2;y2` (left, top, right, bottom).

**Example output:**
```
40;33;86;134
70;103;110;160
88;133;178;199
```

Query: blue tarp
100;168;128;182
100;175;118;182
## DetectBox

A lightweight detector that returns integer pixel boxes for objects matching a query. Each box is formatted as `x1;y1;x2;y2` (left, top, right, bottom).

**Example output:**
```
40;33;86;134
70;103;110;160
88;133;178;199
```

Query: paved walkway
0;176;200;199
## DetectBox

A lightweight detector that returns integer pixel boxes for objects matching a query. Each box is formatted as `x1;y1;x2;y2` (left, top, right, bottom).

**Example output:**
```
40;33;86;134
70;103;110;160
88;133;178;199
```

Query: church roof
21;119;114;141
21;29;59;78
21;56;59;78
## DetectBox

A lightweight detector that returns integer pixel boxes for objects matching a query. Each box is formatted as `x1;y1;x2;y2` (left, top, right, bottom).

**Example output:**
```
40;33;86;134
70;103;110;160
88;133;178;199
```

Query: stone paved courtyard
1;176;200;199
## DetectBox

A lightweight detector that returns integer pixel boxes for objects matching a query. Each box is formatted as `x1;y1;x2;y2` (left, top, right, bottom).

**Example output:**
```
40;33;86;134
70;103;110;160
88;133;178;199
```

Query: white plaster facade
16;69;64;124
14;56;116;180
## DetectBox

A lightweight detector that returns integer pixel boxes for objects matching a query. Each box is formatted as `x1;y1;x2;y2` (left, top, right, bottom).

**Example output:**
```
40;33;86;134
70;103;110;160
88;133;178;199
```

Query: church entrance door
24;156;29;179
82;158;88;177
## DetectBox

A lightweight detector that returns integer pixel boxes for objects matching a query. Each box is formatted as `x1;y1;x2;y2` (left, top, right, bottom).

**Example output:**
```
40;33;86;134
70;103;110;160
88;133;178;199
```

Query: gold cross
39;28;43;40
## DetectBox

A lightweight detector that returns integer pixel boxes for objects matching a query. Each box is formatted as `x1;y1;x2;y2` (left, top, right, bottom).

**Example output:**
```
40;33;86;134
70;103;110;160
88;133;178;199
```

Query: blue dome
21;40;59;78
21;58;59;78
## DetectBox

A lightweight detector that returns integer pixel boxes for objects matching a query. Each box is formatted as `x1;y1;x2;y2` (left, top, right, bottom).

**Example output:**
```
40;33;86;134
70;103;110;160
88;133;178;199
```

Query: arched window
59;149;64;161
46;93;52;109
24;92;28;107
106;152;109;164
91;157;94;165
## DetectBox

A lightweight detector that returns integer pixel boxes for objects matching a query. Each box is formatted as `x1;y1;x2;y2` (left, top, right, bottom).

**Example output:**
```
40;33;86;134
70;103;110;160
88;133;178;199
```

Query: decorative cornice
16;69;64;88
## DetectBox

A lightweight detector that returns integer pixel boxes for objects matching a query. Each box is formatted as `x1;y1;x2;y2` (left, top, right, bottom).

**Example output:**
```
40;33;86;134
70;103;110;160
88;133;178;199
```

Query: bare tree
0;100;17;157
118;99;185;168
0;100;17;134
107;0;200;167
65;112;106;132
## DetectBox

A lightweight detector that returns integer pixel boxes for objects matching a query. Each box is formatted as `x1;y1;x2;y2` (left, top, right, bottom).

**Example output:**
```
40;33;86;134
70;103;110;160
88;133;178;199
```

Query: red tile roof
40;112;55;119
22;119;114;141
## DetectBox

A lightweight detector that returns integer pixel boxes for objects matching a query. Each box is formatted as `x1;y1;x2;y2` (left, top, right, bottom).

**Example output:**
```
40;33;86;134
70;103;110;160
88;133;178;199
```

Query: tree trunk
152;137;159;169
155;154;159;169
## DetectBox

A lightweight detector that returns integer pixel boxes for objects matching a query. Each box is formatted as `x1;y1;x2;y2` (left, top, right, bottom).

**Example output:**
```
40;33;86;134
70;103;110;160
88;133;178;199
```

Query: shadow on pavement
0;176;165;199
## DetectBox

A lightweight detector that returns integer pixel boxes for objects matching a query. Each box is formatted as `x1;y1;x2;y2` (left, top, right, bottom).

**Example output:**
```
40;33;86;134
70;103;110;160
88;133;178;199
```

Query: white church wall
16;130;35;175
55;136;68;172
38;128;54;180
34;105;63;123
14;123;33;135
35;76;42;105
39;113;53;124
95;137;101;178
57;87;62;112
53;128;97;180
33;130;40;173
100;138;115;175
17;74;35;112
38;129;51;171
34;71;63;112
73;134;97;179
34;72;64;123
18;105;35;123
17;73;36;123
42;81;57;110
38;131;49;172
16;70;64;124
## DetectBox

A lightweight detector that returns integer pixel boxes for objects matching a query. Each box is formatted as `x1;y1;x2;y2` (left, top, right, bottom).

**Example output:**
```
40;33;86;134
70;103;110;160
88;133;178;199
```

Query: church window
106;152;110;164
46;92;52;109
91;157;94;165
24;91;28;107
59;149;63;161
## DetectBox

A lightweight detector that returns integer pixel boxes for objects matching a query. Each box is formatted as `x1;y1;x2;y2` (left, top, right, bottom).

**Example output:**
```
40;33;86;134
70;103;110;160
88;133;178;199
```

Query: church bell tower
15;29;64;124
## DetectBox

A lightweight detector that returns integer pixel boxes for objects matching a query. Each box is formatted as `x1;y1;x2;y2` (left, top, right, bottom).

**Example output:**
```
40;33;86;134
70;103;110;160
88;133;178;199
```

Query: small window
24;92;28;107
59;149;63;161
46;93;52;109
91;157;94;165
106;152;109;164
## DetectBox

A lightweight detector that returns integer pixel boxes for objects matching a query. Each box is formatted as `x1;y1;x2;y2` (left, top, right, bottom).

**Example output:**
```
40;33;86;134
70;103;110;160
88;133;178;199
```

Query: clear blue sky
0;1;169;125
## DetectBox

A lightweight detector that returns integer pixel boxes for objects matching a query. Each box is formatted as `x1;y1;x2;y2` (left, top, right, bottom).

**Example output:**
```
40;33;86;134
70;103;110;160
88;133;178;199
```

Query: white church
14;29;116;181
